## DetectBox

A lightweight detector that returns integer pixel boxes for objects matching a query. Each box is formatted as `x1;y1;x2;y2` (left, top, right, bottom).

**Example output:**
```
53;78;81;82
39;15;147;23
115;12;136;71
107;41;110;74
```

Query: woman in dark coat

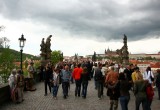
119;72;130;110
81;66;90;99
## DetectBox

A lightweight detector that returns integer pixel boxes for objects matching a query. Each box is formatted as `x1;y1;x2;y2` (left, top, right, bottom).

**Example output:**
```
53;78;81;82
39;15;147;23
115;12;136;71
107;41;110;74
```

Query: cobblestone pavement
0;80;160;110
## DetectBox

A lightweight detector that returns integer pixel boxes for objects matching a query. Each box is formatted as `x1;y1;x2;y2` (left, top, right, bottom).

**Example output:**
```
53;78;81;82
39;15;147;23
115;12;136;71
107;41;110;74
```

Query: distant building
129;53;160;60
105;47;118;57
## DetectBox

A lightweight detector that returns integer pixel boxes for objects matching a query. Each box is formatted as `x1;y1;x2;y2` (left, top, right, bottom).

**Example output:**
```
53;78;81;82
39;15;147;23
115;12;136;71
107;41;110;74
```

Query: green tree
0;48;15;83
0;37;10;48
51;50;63;65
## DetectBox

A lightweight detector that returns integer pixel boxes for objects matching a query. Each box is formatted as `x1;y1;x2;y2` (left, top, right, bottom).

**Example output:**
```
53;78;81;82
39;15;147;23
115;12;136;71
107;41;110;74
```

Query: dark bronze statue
40;38;46;57
116;34;129;65
40;35;52;61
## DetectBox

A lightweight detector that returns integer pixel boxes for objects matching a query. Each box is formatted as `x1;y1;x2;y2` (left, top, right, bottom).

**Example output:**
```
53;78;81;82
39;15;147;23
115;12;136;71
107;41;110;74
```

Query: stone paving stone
0;80;160;110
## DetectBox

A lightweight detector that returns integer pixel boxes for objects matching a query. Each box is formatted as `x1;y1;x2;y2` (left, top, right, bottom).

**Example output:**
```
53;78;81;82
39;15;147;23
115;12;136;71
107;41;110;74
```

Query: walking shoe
63;95;67;99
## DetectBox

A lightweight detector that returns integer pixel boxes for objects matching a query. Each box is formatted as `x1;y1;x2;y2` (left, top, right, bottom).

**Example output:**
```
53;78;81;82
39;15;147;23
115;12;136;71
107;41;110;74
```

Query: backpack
94;68;102;81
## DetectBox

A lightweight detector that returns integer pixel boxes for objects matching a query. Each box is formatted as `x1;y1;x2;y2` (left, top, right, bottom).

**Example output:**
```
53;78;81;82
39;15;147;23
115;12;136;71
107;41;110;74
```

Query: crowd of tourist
8;60;160;110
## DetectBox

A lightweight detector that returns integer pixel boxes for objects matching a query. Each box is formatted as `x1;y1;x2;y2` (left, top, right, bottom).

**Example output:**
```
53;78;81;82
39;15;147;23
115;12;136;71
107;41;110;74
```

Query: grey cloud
0;0;160;42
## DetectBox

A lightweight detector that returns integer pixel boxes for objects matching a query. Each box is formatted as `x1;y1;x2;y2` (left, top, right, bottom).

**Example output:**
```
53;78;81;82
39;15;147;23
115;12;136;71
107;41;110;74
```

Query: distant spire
107;47;110;52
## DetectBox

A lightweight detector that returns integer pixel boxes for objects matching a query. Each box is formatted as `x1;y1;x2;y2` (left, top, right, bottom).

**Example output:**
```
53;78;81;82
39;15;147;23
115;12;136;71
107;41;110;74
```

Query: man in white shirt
119;65;125;73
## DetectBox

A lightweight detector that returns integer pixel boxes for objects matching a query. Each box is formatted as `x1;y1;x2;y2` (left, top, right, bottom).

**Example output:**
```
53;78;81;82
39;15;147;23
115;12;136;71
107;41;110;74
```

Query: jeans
75;80;81;96
120;95;130;110
97;81;103;98
135;97;148;110
62;82;69;97
52;85;59;97
82;82;88;98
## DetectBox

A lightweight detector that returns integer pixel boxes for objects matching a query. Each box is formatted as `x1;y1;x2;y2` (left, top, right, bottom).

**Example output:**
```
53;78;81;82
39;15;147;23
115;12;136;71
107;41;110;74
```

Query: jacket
72;67;82;80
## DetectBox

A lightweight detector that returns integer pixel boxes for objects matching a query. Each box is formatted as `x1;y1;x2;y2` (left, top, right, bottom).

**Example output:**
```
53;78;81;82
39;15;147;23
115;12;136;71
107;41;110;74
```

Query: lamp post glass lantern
18;34;26;71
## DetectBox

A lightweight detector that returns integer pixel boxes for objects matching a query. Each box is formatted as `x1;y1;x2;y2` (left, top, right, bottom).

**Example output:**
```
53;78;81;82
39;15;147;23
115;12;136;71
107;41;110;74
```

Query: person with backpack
94;63;104;99
105;66;119;110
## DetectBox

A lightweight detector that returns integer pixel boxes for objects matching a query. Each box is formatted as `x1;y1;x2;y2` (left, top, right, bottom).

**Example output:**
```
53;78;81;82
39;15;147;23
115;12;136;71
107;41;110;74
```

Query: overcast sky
0;0;160;56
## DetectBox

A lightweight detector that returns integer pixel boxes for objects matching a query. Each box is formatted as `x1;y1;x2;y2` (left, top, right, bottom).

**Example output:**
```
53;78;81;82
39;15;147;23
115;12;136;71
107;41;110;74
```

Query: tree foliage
0;37;10;48
51;50;63;65
0;48;15;83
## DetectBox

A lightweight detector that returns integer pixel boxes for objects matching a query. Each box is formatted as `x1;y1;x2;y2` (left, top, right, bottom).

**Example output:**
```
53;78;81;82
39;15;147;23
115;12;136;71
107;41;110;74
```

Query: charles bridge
0;79;160;110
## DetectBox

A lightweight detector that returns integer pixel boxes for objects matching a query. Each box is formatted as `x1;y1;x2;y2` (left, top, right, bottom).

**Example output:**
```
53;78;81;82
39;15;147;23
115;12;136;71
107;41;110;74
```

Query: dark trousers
97;81;103;98
120;95;130;110
82;82;88;98
94;79;98;89
70;76;74;83
135;97;148;110
44;80;51;94
62;82;69;97
158;87;160;99
147;100;152;110
75;80;81;96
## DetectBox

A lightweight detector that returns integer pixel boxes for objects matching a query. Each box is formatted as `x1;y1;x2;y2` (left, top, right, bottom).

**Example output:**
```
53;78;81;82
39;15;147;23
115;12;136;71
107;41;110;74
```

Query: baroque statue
40;35;52;61
116;34;129;65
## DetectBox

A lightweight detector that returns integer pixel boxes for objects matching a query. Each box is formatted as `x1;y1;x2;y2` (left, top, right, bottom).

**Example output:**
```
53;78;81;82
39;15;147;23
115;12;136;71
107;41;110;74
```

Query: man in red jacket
72;63;83;97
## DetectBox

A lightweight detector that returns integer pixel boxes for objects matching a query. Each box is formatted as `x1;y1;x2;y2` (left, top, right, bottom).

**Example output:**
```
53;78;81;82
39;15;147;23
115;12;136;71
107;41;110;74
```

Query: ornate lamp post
18;34;26;71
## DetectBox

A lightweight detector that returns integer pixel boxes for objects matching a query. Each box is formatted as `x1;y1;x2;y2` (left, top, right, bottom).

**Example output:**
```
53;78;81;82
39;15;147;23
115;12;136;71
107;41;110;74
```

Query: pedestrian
133;78;148;110
119;72;130;110
70;62;76;83
72;63;83;97
119;64;125;73
94;63;104;99
146;81;154;110
61;65;71;99
105;66;119;110
16;69;25;103
143;66;154;84
123;65;133;90
132;67;143;83
8;69;18;103
27;61;36;91
44;63;52;96
81;66;90;99
92;63;98;89
51;68;61;99
155;69;160;100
